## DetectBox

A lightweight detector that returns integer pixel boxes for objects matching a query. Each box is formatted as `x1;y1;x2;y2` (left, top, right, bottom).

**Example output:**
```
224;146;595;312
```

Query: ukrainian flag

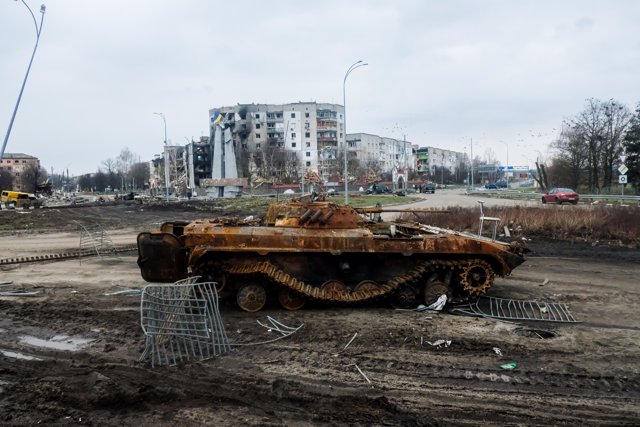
211;112;223;126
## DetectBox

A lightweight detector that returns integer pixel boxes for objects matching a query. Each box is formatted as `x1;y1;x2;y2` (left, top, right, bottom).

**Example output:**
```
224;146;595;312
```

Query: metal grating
77;222;117;260
450;296;578;323
139;277;230;367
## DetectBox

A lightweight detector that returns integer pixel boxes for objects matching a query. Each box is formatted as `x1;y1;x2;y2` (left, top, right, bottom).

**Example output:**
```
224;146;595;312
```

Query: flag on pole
211;112;223;126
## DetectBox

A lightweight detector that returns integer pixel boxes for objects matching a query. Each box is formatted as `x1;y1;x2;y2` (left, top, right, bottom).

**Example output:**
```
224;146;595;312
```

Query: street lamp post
501;140;509;187
470;137;474;190
342;60;368;204
1;1;46;164
153;112;169;201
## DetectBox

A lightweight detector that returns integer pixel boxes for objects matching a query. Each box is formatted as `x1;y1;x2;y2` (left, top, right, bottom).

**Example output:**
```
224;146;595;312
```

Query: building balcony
317;136;337;143
317;124;337;130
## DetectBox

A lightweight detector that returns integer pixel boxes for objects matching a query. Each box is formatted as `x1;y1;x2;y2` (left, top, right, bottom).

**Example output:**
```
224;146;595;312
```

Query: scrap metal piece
139;277;230;367
76;222;117;261
450;296;578;323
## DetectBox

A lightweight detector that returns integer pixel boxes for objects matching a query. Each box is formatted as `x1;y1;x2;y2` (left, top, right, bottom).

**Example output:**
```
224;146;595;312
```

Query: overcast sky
2;0;639;176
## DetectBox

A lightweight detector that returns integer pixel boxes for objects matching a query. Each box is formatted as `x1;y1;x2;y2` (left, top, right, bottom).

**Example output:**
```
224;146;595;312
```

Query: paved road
381;188;538;220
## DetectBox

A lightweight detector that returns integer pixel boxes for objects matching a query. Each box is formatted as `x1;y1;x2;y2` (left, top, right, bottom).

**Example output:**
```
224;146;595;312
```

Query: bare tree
0;171;14;191
551;124;588;189
600;100;632;188
19;163;47;193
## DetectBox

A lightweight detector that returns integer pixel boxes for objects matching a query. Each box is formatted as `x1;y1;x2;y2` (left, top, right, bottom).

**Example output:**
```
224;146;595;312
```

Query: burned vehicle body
137;201;527;312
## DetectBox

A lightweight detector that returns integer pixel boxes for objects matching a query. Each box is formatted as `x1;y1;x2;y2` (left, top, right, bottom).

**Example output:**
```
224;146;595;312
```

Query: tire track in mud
244;344;640;396
223;343;640;425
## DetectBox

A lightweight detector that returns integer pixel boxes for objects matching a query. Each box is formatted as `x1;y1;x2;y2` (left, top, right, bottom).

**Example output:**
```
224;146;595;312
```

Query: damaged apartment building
152;102;465;196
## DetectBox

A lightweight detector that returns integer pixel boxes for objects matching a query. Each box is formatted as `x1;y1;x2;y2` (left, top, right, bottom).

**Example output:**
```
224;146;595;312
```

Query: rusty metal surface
136;200;529;310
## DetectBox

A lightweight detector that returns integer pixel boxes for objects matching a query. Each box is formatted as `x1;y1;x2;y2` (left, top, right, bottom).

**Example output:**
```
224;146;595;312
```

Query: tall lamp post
500;140;509;187
1;1;46;164
342;60;368;204
153;112;169;201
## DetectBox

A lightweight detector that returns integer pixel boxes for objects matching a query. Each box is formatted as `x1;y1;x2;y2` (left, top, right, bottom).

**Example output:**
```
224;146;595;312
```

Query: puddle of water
0;349;42;361
18;335;94;351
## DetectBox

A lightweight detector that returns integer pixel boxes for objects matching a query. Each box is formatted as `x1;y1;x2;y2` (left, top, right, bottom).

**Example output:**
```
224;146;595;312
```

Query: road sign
619;175;627;184
618;164;628;175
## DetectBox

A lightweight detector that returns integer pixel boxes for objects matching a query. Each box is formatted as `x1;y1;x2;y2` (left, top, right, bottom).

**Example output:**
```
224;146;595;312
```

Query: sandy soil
1;202;639;426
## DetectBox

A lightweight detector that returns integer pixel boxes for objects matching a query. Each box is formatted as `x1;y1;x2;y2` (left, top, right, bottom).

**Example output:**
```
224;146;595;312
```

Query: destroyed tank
137;198;528;312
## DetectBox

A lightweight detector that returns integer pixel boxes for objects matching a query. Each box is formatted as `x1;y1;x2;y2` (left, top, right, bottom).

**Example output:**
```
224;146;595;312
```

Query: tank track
0;244;138;266
222;258;494;304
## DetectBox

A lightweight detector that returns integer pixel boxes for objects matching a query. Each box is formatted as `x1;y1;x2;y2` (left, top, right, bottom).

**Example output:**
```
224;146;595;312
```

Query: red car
541;187;579;205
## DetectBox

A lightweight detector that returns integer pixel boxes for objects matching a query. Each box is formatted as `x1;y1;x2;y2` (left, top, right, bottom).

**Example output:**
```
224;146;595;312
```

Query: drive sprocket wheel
460;260;494;295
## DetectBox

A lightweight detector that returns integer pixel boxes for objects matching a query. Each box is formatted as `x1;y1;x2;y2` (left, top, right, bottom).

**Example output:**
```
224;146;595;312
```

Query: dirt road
1;202;639;426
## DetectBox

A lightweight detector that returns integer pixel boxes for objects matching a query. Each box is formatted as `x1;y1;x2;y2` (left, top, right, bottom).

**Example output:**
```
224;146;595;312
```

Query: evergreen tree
622;103;640;192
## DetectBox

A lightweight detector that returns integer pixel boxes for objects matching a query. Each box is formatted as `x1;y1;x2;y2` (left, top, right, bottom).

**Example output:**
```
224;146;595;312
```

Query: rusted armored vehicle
137;199;527;312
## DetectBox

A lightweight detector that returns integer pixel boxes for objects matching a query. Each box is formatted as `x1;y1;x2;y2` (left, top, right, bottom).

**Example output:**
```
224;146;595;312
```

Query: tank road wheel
460;260;495;296
389;286;417;309
193;260;226;292
354;280;379;296
278;288;306;311
236;283;267;312
423;281;449;306
321;280;348;299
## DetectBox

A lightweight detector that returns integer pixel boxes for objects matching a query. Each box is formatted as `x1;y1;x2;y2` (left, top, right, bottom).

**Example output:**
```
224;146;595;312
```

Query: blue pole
1;3;46;164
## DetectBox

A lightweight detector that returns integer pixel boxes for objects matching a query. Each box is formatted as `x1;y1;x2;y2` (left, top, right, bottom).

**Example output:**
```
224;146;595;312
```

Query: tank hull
137;201;528;311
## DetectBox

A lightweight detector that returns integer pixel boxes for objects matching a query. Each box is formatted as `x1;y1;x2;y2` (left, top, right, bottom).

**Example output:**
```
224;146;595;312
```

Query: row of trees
76;148;149;193
548;98;639;193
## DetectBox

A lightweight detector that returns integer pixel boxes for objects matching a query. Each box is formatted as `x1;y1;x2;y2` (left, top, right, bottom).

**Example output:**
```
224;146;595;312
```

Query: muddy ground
0;201;639;426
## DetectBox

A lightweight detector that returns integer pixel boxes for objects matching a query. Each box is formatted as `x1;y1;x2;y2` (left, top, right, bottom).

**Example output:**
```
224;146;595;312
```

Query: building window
306;152;311;157
291;132;296;138
256;123;261;129
306;161;311;167
306;142;311;147
291;113;296;118
255;113;260;119
256;143;261;149
305;132;310;138
292;142;296;147
305;112;309;118
256;134;261;138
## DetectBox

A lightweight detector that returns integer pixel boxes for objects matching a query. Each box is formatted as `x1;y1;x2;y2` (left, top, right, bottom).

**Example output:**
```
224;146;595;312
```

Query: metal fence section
450;296;578;323
76;222;116;260
139;278;230;367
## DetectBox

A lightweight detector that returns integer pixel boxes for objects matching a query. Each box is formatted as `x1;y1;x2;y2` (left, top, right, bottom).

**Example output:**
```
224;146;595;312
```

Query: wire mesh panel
77;222;117;260
139;278;230;367
450;296;578;323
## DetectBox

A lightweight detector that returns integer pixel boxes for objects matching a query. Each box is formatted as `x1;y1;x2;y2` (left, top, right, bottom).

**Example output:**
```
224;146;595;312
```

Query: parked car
366;184;391;194
541;187;579;205
485;181;507;190
422;182;436;193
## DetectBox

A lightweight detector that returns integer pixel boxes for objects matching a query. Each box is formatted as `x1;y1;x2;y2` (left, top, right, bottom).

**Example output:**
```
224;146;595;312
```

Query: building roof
1;153;38;160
